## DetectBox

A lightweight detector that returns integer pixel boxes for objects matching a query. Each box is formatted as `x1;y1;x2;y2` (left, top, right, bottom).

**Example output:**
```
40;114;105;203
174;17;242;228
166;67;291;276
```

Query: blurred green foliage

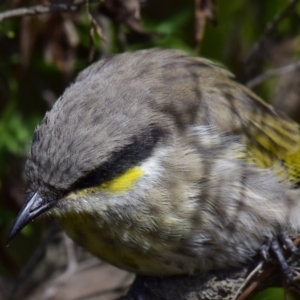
251;287;298;300
0;0;300;298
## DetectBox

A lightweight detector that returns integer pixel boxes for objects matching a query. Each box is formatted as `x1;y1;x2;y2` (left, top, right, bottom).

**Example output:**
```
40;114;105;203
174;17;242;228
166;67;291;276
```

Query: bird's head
7;51;179;244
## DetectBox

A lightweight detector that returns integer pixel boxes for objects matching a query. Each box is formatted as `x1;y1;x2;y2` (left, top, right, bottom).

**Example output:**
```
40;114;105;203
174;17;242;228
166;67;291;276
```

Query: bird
7;48;300;278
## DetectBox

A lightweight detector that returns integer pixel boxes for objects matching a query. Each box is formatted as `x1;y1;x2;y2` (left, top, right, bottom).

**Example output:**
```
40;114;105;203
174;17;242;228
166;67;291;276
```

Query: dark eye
69;127;164;192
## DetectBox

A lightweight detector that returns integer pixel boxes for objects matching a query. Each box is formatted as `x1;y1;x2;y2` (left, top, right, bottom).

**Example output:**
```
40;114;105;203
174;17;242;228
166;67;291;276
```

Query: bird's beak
7;191;55;245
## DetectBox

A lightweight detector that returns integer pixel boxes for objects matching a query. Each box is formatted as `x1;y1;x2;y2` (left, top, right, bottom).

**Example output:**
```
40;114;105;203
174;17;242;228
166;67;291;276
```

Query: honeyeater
7;49;300;278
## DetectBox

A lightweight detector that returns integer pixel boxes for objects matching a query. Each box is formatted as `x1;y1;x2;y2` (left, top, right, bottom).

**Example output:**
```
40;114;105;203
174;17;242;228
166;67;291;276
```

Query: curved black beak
7;192;54;246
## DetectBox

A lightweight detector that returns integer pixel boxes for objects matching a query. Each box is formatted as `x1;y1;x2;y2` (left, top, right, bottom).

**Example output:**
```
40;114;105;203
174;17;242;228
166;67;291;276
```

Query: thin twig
235;265;276;300
233;261;264;300
242;0;300;81
246;60;300;88
194;0;217;52
87;7;107;63
0;0;100;22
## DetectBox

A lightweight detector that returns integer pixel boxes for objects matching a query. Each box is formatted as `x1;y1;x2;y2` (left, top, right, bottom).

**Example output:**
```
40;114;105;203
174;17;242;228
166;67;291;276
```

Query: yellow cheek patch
101;167;144;192
67;167;144;199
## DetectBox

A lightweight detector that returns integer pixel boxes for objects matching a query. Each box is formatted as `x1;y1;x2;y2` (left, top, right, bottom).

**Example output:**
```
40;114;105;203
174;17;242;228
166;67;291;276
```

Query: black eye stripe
69;127;164;192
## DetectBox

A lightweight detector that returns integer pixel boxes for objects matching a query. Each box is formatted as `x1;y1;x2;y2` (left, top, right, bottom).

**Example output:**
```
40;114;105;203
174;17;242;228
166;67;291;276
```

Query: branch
242;0;300;82
246;60;300;88
0;0;99;22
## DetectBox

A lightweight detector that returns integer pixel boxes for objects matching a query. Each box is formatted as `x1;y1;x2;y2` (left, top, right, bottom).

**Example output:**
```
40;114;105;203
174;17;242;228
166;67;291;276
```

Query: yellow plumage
239;90;300;184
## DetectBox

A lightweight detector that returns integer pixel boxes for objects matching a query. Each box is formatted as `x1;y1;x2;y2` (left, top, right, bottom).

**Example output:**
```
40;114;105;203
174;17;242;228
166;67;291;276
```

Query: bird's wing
187;56;300;185
239;86;300;184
